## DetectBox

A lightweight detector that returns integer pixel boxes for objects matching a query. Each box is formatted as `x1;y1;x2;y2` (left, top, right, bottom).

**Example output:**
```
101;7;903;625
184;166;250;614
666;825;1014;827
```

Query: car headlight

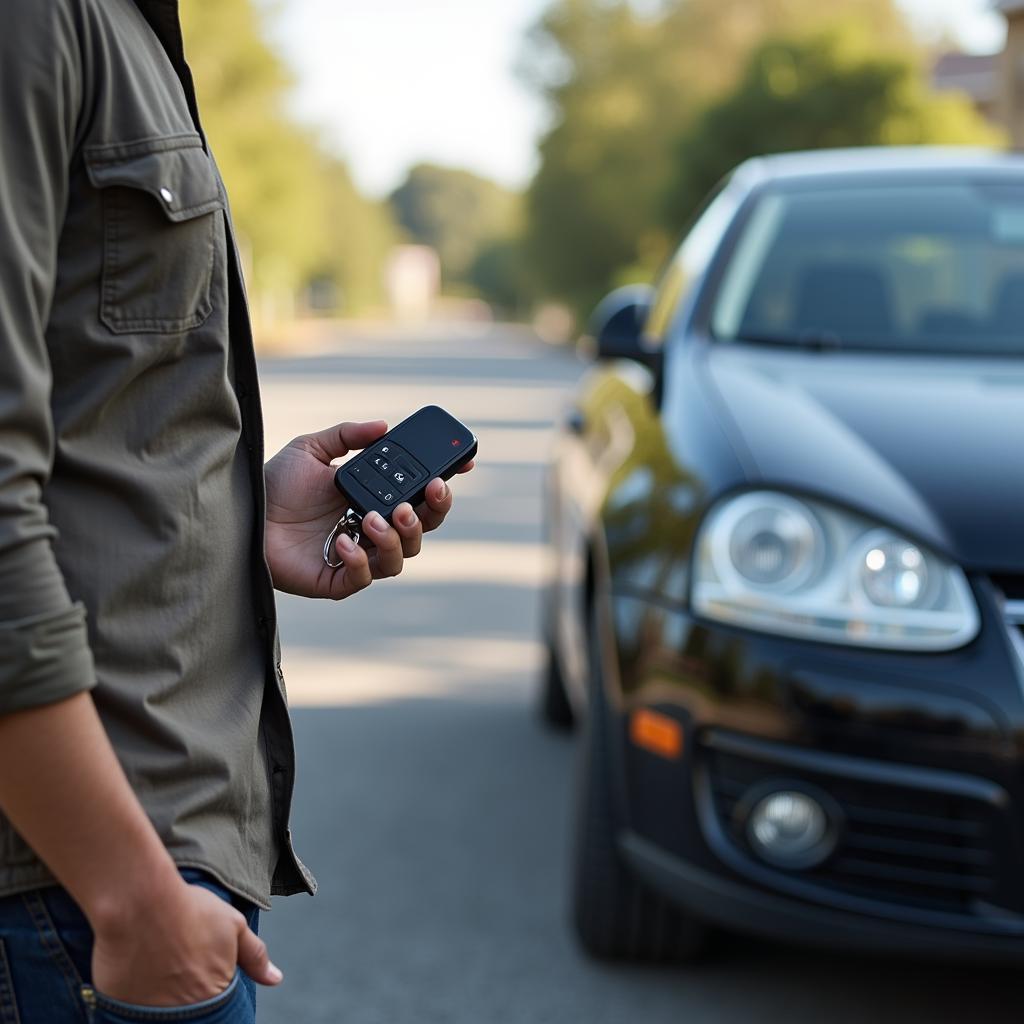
691;491;979;651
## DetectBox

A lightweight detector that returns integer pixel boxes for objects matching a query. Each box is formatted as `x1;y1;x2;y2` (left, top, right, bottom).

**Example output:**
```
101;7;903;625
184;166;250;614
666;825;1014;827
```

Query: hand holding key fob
325;406;477;565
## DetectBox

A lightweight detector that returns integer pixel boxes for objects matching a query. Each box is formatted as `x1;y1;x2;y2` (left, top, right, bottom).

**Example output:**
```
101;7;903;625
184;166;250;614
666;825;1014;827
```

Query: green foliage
312;159;396;313
180;0;394;316
181;0;322;293
523;0;682;315
667;27;1005;226
389;164;522;287
522;0;951;316
467;238;532;316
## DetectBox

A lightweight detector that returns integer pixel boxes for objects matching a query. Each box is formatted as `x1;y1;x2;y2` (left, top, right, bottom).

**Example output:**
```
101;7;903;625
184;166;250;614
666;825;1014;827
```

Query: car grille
991;573;1024;638
704;740;1007;917
990;574;1024;602
989;574;1024;676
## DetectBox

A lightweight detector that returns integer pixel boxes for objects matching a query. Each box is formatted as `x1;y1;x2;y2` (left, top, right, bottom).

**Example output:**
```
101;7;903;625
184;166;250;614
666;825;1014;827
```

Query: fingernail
399;507;417;528
268;963;284;984
439;481;449;500
365;511;386;532
337;534;357;554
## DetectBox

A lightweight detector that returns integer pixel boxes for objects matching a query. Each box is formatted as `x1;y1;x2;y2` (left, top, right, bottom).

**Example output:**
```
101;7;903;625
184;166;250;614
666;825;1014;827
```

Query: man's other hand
91;878;281;1007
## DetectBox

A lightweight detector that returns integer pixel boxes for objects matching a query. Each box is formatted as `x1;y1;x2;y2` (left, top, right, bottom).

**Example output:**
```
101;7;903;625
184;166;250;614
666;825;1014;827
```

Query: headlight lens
692;491;979;650
858;535;929;608
726;495;823;591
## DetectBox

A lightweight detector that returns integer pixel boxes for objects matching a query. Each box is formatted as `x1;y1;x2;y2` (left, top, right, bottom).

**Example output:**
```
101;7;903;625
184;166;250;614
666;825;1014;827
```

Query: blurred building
385;245;441;323
932;2;1024;148
997;0;1024;147
932;51;998;122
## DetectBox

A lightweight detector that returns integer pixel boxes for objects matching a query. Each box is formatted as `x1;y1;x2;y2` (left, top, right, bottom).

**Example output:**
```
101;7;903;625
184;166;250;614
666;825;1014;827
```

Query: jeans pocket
0;941;21;1024
87;969;246;1023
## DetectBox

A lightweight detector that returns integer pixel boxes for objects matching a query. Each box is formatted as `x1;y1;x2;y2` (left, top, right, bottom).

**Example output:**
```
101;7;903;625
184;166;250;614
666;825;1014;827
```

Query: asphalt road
256;324;1022;1024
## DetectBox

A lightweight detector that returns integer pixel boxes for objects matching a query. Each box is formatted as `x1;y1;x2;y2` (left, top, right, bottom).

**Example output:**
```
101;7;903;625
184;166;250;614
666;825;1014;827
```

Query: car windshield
710;179;1024;355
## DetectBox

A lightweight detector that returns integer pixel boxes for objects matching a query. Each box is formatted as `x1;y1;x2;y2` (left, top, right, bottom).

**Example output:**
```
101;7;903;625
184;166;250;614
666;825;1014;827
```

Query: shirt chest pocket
84;134;226;335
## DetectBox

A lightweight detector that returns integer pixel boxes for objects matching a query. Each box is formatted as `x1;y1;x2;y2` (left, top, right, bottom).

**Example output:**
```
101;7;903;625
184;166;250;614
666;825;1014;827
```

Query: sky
266;0;1007;199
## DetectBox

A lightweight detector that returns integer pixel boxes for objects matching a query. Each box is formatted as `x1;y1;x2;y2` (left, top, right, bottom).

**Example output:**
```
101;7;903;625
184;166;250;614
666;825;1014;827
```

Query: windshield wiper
731;330;844;351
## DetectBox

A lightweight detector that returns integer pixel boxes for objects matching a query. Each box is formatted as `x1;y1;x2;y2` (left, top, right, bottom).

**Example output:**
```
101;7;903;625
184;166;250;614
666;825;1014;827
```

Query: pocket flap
84;133;224;222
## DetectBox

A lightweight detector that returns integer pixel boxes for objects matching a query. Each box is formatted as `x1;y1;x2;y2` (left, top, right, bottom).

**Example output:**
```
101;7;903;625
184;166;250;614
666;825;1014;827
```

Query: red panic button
451;439;461;446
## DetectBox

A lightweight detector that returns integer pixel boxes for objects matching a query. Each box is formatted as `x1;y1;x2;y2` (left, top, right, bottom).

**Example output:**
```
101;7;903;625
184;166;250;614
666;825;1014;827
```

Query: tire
571;606;706;962
538;641;575;730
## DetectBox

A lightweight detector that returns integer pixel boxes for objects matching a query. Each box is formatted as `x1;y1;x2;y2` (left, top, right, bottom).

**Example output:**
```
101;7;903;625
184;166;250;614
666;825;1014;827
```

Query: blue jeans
0;868;259;1023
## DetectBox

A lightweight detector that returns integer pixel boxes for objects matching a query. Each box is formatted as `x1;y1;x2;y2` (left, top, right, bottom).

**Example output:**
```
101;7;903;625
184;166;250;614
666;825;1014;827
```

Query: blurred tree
181;0;324;300
667;27;1003;225
312;159;396;313
522;0;920;316
389;164;522;286
180;0;395;321
467;238;532;316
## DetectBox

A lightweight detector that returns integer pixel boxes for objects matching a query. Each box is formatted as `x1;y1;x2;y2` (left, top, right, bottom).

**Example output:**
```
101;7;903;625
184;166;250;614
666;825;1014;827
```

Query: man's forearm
0;691;184;929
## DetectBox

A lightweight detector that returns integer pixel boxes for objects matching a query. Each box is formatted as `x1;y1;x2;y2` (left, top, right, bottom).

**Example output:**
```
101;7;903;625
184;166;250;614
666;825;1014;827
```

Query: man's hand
264;420;472;600
91;877;281;1007
0;693;283;1008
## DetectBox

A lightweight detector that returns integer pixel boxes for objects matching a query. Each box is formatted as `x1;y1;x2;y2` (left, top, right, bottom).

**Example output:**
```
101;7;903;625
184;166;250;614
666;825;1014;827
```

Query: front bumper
607;579;1024;954
620;829;1024;961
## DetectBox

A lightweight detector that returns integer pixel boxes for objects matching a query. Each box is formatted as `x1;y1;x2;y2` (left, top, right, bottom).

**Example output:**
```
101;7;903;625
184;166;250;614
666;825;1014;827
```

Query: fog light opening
744;786;837;870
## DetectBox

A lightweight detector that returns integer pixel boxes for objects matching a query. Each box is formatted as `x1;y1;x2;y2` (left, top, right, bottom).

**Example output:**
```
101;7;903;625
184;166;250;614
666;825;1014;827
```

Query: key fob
333;405;478;526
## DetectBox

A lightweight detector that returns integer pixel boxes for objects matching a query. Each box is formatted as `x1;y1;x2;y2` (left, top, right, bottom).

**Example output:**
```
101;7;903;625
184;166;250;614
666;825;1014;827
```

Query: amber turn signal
630;708;683;760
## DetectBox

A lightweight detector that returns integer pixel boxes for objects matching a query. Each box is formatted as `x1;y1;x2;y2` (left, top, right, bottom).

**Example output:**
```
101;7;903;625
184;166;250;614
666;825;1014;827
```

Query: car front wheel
570;603;706;962
538;641;575;730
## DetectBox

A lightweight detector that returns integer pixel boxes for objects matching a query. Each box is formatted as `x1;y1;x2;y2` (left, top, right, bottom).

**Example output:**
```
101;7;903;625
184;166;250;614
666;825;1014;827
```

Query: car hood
701;345;1024;571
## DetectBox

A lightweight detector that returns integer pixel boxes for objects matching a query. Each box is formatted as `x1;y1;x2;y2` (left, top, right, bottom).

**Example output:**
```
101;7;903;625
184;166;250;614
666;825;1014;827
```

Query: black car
542;147;1024;962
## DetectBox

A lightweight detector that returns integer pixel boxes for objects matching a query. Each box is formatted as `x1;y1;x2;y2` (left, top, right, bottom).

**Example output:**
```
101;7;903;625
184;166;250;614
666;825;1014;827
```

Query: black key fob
333;405;478;525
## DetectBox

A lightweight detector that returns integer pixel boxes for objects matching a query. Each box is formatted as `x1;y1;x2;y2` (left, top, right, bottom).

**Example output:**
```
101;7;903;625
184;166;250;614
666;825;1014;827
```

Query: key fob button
369;455;396;483
348;463;371;485
341;463;396;508
393;460;420;483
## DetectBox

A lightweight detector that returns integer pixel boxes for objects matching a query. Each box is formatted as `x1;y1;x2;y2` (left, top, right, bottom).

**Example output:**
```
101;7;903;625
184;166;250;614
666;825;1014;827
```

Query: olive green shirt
0;0;315;908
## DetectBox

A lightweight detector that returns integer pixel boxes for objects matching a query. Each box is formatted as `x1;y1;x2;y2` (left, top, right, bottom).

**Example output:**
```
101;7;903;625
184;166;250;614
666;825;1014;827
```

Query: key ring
323;509;364;568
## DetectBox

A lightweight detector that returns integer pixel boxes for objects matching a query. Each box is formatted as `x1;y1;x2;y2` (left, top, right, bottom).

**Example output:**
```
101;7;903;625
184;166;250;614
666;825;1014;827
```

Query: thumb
305;420;388;463
236;925;283;987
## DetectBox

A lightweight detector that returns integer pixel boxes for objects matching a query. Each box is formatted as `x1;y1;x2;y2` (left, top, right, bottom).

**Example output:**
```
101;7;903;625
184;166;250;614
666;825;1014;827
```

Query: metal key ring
323;509;364;568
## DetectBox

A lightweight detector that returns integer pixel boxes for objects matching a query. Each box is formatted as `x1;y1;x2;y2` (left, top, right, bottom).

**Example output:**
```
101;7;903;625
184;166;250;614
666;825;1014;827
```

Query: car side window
646;181;744;343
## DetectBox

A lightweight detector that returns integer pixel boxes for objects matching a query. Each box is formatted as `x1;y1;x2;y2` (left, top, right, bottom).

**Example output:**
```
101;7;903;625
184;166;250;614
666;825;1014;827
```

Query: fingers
392;503;423;559
362;511;405;578
236;924;283;988
304;420;388;463
329;534;373;599
416;478;453;533
326;475;460;597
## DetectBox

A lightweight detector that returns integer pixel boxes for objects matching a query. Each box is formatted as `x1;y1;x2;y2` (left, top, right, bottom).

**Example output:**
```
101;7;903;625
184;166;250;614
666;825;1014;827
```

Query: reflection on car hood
702;345;1024;571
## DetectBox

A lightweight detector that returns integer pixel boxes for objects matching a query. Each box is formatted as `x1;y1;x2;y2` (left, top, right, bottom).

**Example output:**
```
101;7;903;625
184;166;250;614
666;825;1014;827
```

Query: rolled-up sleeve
0;0;96;714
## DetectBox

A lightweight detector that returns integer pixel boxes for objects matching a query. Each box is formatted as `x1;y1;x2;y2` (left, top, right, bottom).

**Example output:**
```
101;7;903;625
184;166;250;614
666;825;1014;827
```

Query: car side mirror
583;284;659;369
